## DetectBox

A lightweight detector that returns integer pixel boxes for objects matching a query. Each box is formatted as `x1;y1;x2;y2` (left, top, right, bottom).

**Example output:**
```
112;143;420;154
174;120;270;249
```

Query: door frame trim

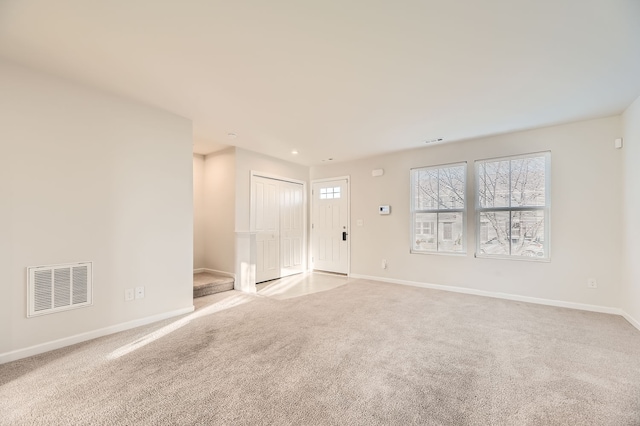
310;175;351;276
250;170;308;274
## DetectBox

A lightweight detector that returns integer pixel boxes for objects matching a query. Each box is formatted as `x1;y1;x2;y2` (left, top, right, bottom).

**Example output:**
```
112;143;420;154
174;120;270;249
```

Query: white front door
253;176;280;283
280;181;304;277
312;179;349;274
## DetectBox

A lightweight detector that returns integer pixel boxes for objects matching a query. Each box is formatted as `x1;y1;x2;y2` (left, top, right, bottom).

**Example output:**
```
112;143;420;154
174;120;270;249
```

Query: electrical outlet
587;278;597;289
382;259;387;269
135;286;145;299
125;288;134;301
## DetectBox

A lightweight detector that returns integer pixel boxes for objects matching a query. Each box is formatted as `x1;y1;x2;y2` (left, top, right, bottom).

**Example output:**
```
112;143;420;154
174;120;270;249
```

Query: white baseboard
0;306;195;365
621;310;640;331
349;273;623;316
194;268;235;279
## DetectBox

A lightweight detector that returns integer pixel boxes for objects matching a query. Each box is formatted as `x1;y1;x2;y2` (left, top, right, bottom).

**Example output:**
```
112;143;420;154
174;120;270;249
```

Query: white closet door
253;176;280;283
280;181;304;277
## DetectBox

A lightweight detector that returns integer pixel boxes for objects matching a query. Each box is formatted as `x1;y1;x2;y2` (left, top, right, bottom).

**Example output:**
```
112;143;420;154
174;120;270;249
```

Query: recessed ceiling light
425;138;443;144
227;133;237;139
291;150;299;155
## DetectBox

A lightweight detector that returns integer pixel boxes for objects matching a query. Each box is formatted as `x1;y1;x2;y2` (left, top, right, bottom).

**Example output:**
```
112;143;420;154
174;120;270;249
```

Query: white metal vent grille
28;262;93;317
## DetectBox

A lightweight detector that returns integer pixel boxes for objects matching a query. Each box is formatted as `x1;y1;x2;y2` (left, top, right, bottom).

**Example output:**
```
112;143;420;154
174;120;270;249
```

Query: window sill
410;249;467;257
474;253;551;263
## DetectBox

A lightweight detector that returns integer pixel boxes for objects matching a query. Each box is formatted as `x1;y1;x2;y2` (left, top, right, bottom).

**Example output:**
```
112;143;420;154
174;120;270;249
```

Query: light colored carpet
1;279;640;425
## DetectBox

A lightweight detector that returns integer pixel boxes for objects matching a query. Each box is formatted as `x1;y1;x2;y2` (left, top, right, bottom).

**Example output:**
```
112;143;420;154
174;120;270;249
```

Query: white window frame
319;186;341;199
475;151;551;261
410;162;467;255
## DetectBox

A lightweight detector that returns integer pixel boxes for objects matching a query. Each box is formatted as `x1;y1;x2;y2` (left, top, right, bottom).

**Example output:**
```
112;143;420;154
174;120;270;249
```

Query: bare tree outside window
411;163;466;253
476;152;550;259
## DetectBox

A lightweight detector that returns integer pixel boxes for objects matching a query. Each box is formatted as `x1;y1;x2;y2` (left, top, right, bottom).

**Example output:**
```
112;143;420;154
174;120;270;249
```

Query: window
419;221;434;235
475;152;550;260
410;162;466;253
320;186;341;199
442;222;453;241
480;221;489;242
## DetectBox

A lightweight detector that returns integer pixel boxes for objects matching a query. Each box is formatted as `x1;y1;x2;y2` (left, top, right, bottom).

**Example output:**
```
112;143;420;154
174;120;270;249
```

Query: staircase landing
193;272;234;298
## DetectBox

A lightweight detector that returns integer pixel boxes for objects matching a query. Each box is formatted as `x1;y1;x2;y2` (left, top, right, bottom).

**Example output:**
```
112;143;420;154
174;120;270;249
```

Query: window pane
511;211;546;258
479;212;509;256
414;212;437;251
478;160;509;208
415;169;439;210
511;156;546;207
438;213;463;252
438;165;465;209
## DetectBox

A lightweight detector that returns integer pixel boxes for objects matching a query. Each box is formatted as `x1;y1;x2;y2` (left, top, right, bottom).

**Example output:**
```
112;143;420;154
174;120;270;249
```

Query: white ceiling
1;1;639;166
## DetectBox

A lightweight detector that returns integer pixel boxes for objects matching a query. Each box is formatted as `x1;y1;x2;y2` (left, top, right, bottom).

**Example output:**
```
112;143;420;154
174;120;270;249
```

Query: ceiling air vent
425;138;443;144
27;262;93;318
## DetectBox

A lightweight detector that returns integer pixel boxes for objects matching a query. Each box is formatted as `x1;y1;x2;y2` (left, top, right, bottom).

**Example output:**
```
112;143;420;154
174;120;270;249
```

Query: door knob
342;231;348;241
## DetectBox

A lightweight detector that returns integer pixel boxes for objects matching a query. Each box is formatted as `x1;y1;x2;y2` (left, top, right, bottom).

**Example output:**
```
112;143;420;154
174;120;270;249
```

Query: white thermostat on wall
379;205;390;215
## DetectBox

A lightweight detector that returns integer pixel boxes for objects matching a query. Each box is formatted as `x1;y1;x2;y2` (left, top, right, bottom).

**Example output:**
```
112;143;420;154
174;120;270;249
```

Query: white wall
622;96;640;326
0;61;194;357
311;116;623;309
193;154;206;269
234;148;309;232
202;148;237;274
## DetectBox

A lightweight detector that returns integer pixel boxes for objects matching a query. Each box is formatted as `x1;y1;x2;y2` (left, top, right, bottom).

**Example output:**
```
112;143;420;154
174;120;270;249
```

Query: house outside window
475;152;550;260
411;162;466;254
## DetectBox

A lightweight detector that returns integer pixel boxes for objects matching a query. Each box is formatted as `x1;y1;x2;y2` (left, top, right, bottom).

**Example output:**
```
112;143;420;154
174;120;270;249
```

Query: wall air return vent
27;262;93;318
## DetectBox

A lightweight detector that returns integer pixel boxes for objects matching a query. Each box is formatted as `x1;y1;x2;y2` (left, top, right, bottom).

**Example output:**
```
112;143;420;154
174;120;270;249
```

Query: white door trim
250;170;308;273
251;170;306;186
310;176;350;276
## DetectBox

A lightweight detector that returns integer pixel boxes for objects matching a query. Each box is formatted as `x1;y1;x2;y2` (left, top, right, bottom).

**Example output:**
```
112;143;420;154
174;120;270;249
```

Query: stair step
193;272;234;298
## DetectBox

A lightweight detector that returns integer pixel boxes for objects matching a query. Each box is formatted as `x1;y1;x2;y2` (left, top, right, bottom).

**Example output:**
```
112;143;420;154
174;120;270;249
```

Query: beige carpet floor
193;272;234;298
1;279;640;425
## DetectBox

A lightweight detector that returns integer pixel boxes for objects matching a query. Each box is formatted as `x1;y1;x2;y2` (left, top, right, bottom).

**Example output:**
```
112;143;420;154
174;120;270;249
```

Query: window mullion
477;206;544;213
436;168;440;252
508;160;512;255
435;212;439;252
416;209;464;214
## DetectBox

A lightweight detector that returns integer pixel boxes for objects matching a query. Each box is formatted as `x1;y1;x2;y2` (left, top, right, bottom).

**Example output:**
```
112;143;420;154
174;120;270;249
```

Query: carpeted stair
193;272;234;298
